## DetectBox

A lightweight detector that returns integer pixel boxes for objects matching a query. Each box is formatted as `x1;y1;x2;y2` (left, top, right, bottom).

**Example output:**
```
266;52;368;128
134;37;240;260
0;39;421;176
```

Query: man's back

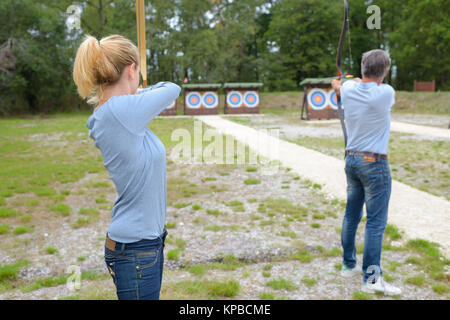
341;80;395;155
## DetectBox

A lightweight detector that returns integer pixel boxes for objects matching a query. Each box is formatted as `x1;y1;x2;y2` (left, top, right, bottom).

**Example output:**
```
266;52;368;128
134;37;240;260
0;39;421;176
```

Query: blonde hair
73;34;139;106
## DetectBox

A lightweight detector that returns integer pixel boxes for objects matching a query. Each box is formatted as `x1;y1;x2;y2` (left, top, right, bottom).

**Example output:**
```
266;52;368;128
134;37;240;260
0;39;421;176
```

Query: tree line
0;0;448;115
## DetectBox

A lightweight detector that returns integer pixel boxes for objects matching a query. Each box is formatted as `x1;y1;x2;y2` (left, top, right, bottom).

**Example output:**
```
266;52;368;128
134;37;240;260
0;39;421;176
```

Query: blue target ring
227;91;242;108
307;89;328;110
186;92;201;109
328;90;343;110
244;91;259;108
311;92;326;107
202;92;218;109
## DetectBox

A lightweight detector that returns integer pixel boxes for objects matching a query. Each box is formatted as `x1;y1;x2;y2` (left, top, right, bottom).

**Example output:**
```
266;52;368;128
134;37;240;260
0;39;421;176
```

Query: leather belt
345;150;388;160
105;235;117;251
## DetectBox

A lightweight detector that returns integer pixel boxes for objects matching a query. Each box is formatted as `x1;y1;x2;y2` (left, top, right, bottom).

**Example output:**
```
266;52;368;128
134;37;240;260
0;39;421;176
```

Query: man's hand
331;79;342;95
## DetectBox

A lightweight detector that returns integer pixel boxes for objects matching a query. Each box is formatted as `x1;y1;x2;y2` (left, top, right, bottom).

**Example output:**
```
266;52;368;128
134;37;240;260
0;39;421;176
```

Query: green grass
13;226;33;235
432;284;449;295
323;247;343;257
259;292;275;300
206;208;226;216
166;222;176;229
301;277;318;288
78;207;100;217
225;200;245;212
163;279;240;299
45;247;58;255
266;278;298;291
244;178;261;185
72;217;91;229
0;260;29;282
405;274;426;286
352;291;373;300
187;265;207;277
173;202;190;209
167;249;180;260
50;203;71;216
0;224;9;234
385;224;402;240
0;207;21;218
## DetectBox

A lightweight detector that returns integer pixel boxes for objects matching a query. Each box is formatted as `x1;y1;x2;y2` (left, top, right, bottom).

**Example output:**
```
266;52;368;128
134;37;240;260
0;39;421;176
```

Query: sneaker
361;277;402;296
340;264;362;277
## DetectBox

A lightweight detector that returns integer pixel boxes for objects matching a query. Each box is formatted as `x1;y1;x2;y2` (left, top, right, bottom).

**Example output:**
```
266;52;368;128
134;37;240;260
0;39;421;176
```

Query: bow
336;0;349;148
136;0;147;88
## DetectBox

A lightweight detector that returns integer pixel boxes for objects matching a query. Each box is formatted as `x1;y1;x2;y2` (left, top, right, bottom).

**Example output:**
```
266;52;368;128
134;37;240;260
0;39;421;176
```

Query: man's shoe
340;264;362;277
361;277;402;295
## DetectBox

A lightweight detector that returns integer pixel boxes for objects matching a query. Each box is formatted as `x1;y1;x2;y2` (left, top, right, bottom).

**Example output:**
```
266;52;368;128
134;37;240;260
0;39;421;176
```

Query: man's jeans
104;229;167;300
341;154;391;282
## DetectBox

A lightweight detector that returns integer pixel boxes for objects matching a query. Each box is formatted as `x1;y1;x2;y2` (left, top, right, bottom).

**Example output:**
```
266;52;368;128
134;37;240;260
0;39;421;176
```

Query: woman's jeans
341;155;391;282
104;229;167;300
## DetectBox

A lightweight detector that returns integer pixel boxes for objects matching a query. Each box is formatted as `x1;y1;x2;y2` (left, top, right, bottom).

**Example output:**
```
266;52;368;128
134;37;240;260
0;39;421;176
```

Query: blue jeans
341;155;391;282
104;229;167;300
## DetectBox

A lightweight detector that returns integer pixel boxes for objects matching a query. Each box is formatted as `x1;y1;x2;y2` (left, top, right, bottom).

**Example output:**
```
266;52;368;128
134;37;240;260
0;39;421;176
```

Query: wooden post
136;0;147;88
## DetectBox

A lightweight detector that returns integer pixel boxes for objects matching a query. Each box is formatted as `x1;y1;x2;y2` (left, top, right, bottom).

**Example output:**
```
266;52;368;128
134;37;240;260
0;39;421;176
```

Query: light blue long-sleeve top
341;80;395;155
86;82;181;243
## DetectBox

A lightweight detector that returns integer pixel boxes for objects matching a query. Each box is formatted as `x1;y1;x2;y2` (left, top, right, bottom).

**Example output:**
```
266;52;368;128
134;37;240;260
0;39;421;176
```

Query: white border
202;91;219;109
186;92;202;109
243;91;259;108
227;91;243;108
307;88;328;111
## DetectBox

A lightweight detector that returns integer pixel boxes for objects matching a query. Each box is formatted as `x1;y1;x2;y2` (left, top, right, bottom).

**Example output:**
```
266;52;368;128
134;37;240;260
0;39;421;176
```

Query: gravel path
197;116;450;257
287;118;450;140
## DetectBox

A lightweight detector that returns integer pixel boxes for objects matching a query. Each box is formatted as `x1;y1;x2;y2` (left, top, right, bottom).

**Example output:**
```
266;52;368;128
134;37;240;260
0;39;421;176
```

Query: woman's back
87;82;180;243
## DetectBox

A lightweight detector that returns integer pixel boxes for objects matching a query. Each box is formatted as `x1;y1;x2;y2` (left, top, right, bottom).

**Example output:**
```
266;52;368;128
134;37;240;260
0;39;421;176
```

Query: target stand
224;83;263;114
182;83;221;115
299;77;347;120
159;99;177;116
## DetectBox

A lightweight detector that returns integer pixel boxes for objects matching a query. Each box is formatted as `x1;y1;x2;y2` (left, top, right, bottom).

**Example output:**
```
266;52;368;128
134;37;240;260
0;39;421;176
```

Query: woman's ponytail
73;34;139;106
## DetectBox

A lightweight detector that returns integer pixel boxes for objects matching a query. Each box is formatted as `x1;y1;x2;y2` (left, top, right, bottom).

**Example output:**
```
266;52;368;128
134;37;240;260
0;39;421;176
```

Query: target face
227;91;243;108
243;91;259;108
307;88;328;110
328;90;343;110
166;100;176;109
186;92;201;109
202;92;219;109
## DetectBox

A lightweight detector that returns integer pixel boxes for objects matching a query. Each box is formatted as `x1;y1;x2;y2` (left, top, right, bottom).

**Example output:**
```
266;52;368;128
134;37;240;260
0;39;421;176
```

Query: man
332;49;401;295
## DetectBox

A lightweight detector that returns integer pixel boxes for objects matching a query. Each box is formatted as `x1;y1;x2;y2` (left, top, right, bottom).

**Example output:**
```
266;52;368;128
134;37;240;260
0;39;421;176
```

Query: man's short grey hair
361;49;391;79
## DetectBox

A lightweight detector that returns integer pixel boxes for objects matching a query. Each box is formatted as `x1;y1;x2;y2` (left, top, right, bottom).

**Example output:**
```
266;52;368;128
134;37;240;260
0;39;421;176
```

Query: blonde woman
73;34;181;300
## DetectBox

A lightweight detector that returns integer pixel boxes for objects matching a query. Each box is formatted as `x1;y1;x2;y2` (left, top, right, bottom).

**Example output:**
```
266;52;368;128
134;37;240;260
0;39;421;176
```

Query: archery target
307;88;328;110
227;91;243;108
186;92;202;109
166;100;176;109
243;91;259;108
202;92;219;109
328;90;344;110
